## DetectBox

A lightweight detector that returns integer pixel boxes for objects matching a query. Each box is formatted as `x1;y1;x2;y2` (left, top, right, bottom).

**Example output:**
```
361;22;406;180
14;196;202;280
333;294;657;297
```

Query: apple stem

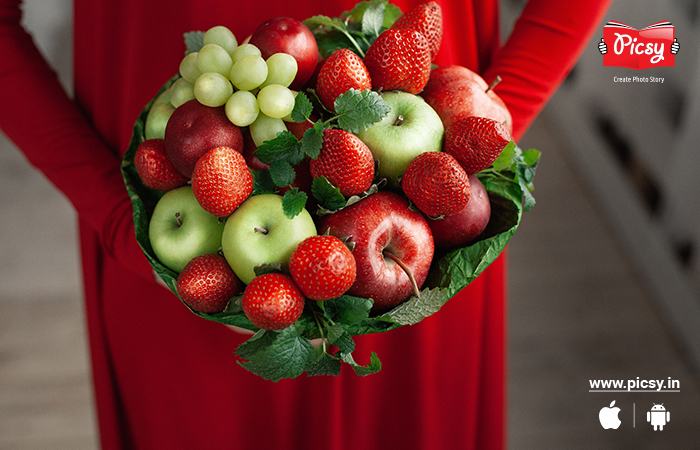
175;212;183;228
485;75;502;93
254;227;268;235
393;114;405;127
383;250;421;298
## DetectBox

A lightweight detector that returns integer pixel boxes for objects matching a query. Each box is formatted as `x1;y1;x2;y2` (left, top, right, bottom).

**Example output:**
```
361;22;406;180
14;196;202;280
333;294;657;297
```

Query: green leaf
334;89;391;133
252;168;276;195
184;31;205;54
326;324;356;354
322;295;373;326
303;15;367;58
361;1;385;37
282;188;308;219
522;148;542;166
345;1;403;29
303;15;348;34
341;352;382;376
254;131;305;166
291;92;314;123
307;352;342;377
378;288;449;326
236;326;316;382
301;121;325;160
311;176;347;211
491;141;518;172
269;160;296;187
253;262;283;277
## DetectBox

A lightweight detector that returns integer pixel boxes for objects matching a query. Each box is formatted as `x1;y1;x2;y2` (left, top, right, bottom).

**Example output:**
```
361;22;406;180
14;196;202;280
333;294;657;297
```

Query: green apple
149;186;225;273
355;91;444;186
145;88;176;140
221;194;317;284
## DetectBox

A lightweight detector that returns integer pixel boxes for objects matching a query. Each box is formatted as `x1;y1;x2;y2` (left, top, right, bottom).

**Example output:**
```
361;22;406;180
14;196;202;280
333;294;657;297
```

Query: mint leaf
303;15;348;34
334;89;391;133
269;160;296;187
345;1;403;29
291;92;314;123
326;324;356;354
184;31;205;54
303;15;366;58
379;288;449;326
362;1;385;37
521;148;542;166
311;176;347;211
236;326;316;382
302;121;325;160
253;262;283;277
491;140;517;172
322;295;373;325
282;188;308;219
341;352;382;377
307;352;342;377
254;131;305;166
251;169;276;195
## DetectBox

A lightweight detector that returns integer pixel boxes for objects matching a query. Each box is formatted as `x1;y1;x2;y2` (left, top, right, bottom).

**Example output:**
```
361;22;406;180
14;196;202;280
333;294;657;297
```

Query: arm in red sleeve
0;0;152;279
483;0;613;140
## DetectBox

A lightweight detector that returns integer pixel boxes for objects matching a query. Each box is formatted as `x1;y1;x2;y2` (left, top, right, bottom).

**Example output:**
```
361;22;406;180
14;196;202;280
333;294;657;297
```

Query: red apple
248;17;319;90
427;174;491;249
318;191;434;312
420;65;513;134
164;99;244;177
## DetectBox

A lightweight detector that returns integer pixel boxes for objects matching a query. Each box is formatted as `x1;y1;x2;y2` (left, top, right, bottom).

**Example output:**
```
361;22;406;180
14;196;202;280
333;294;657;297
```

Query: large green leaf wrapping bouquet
121;1;539;381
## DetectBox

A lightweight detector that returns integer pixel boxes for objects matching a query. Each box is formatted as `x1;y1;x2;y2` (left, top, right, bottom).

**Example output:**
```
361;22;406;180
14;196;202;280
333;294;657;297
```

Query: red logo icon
599;21;679;70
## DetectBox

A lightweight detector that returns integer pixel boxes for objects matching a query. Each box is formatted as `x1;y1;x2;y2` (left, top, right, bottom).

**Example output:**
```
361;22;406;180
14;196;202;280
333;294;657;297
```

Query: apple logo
599;400;622;429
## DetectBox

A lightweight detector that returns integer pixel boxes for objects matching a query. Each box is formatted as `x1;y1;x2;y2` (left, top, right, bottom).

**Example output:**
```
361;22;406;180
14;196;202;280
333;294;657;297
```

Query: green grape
282;90;299;122
261;53;298;88
194;72;233;107
170;78;196;108
257;84;295;119
196;44;233;77
230;54;268;91
249;112;287;147
179;52;202;83
203;25;238;55
225;90;260;127
231;43;262;64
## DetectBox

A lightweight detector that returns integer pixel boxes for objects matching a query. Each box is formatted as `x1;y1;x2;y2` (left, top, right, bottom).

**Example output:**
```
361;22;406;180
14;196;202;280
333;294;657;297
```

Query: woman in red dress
0;1;611;448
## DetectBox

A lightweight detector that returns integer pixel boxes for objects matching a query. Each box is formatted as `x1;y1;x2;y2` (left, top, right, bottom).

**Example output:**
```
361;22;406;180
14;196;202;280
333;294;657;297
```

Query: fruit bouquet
122;1;540;381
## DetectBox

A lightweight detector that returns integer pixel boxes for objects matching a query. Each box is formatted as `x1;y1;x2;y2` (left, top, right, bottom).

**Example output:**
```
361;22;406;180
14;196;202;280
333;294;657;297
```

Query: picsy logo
598;21;679;69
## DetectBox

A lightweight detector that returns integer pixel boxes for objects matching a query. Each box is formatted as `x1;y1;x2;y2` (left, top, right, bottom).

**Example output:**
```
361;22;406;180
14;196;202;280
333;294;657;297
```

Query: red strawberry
391;1;443;61
134;138;189;191
191;146;253;217
401;151;471;217
444;116;511;174
176;254;243;314
363;28;431;94
316;49;372;111
309;129;375;197
289;235;357;301
241;273;305;330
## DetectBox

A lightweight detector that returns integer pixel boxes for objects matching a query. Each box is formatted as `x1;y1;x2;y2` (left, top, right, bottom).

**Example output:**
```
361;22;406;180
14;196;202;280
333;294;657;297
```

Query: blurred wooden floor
1;112;699;449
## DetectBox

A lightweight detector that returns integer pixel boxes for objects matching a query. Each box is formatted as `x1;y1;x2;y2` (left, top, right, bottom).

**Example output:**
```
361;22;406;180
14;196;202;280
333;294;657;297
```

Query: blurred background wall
1;0;699;449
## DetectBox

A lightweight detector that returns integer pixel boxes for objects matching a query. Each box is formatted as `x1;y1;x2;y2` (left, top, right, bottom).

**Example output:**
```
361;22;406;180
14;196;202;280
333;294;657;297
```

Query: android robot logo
647;404;670;430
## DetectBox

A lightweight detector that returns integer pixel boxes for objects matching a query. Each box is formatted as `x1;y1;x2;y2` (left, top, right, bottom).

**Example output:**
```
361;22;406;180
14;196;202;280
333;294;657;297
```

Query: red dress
0;1;611;448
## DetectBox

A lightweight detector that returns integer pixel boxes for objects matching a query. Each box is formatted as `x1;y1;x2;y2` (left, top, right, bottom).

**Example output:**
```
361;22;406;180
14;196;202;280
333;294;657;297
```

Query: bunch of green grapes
171;25;299;146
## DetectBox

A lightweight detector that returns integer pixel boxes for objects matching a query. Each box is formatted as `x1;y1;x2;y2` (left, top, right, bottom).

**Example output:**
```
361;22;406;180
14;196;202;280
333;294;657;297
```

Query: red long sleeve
483;0;613;140
0;0;151;279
